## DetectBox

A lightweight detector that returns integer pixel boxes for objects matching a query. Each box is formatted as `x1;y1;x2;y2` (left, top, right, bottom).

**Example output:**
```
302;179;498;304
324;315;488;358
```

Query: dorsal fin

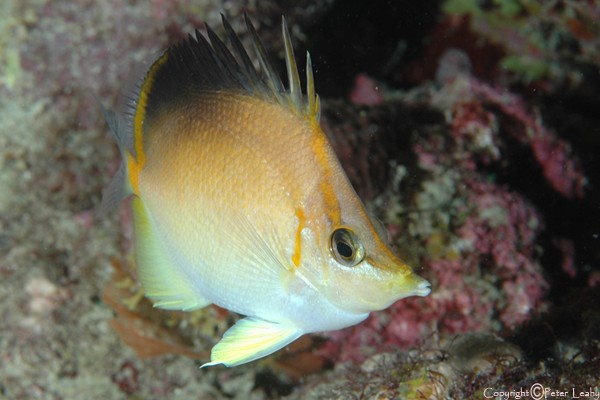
132;14;320;145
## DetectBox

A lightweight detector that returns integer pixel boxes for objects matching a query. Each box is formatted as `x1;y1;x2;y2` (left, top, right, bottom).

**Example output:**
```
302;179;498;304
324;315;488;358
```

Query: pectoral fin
201;317;302;367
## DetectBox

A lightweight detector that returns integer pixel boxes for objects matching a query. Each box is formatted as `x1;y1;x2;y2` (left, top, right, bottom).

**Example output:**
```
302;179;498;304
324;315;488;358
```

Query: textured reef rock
317;74;577;364
285;333;524;400
1;0;598;399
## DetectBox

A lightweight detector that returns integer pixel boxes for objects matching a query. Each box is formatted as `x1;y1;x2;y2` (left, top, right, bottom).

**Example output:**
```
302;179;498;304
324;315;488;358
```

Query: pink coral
429;77;587;198
553;238;577;278
450;100;500;167
588;271;600;288
349;74;385;106
530;135;585;198
472;80;586;198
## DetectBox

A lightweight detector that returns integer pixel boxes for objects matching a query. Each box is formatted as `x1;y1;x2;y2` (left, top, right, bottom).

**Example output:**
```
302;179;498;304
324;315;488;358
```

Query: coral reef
442;0;600;90
1;0;598;399
286;333;525;400
285;329;599;400
317;75;567;364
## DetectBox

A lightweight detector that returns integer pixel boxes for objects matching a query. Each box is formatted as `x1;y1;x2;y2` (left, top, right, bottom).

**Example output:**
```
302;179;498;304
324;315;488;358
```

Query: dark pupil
337;240;354;259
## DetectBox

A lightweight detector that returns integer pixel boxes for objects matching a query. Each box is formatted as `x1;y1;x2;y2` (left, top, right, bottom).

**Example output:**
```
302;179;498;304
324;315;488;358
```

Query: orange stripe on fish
310;132;342;226
291;208;305;268
126;153;142;196
133;53;169;168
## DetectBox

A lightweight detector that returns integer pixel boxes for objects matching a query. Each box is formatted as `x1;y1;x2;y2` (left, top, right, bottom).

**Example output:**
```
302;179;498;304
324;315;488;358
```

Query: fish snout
413;276;432;297
395;272;431;299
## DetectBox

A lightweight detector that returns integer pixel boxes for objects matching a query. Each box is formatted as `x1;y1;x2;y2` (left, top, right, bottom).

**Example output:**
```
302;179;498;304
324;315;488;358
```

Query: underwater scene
0;0;598;399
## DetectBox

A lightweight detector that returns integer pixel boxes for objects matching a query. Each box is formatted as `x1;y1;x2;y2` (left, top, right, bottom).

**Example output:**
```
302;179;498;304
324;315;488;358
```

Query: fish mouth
414;278;432;297
346;273;432;313
386;273;431;304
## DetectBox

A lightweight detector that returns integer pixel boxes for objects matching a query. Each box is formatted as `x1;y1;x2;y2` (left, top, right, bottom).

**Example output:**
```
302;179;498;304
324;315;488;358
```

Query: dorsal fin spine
221;14;261;87
282;17;302;113
315;94;321;122
245;14;285;103
305;52;319;123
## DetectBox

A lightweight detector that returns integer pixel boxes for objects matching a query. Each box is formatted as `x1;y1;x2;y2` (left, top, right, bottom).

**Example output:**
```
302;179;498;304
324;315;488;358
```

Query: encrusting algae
102;14;431;367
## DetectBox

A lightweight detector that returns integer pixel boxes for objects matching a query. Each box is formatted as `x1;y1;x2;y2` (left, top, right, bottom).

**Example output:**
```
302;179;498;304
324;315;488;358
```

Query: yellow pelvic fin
132;198;211;311
201;317;302;367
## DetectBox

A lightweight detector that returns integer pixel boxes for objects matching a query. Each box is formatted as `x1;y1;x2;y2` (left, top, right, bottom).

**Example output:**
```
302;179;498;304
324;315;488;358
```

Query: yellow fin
201;317;302;367
132;197;211;311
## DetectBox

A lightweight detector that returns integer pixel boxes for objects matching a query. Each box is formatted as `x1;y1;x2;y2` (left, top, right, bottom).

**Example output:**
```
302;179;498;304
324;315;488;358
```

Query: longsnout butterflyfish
101;14;431;367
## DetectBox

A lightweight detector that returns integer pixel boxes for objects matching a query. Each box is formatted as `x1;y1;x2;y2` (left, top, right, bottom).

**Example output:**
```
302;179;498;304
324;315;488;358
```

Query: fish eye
330;228;365;267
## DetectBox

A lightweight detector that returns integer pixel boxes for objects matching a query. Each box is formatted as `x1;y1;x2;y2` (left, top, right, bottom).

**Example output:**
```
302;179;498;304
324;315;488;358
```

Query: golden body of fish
102;15;431;367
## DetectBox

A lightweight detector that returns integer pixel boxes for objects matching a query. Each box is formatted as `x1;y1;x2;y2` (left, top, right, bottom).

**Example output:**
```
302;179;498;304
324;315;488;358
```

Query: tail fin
99;102;133;213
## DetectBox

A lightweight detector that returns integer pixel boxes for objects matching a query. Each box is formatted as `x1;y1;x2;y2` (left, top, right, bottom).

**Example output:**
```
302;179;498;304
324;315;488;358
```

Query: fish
101;14;431;368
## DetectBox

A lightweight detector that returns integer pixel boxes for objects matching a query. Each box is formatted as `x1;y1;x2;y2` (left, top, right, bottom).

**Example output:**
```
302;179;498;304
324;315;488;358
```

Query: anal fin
201;317;302;367
132;197;210;311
